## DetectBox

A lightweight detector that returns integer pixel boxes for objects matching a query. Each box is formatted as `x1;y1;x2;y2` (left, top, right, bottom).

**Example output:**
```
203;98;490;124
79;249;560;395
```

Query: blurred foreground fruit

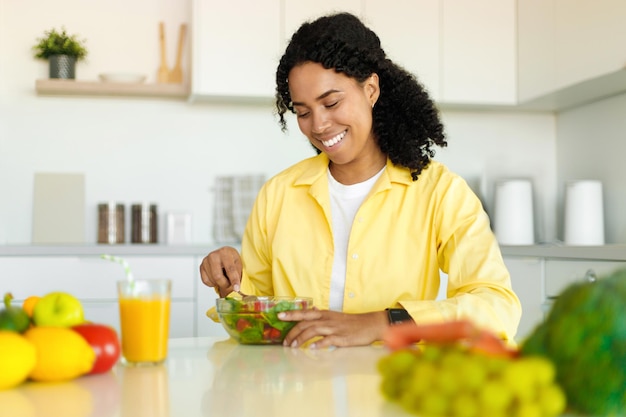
0;331;37;390
22;295;41;318
72;323;121;374
521;268;626;416
32;292;84;327
0;293;31;332
24;326;95;382
378;345;566;417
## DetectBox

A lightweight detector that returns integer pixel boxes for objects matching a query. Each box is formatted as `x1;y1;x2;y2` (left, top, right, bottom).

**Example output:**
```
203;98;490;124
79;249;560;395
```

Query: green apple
33;292;85;327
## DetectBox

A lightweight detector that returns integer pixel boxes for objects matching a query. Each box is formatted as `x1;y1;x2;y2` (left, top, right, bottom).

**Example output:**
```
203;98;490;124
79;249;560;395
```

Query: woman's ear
366;73;380;107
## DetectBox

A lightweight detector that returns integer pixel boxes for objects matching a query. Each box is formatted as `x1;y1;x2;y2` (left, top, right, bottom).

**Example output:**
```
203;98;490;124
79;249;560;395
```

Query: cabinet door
191;0;281;99
283;0;363;43
544;260;626;298
554;0;626;90
364;0;440;100
0;256;195;299
503;257;544;342
441;0;517;105
517;0;556;102
0;256;197;338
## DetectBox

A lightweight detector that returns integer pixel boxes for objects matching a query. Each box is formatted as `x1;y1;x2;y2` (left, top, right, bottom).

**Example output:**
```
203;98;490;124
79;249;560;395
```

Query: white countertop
0;337;409;417
0;336;586;417
0;244;218;257
2;243;626;261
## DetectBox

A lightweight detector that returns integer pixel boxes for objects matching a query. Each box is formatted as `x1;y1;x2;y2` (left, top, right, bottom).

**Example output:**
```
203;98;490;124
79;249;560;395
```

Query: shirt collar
293;153;415;187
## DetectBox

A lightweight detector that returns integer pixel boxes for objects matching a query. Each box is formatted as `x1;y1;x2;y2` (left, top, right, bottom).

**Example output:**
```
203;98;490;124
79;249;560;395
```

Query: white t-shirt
327;167;386;311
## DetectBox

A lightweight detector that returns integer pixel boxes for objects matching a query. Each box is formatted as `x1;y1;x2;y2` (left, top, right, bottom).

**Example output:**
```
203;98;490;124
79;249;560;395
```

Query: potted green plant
33;27;88;79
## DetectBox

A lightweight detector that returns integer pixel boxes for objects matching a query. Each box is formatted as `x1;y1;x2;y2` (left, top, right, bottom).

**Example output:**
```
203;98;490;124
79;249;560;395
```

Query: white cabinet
517;0;626;110
283;0;362;43
544;259;626;298
0;256;197;338
191;0;281;100
503;257;544;342
191;0;519;106
364;0;440;100
517;0;556;102
554;0;626;91
440;0;517;105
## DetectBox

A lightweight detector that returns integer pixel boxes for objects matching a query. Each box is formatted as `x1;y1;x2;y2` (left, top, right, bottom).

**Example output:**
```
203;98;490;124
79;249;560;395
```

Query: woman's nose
311;111;330;134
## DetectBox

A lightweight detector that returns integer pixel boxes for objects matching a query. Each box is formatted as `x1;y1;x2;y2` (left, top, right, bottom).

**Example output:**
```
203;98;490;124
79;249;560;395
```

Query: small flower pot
49;54;76;79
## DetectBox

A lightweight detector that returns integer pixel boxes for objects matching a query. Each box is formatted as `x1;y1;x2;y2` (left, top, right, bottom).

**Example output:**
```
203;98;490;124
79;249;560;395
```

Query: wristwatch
386;308;414;325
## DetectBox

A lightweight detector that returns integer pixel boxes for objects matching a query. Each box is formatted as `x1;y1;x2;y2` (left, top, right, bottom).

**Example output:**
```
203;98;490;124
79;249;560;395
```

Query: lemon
0;331;37;390
24;327;95;382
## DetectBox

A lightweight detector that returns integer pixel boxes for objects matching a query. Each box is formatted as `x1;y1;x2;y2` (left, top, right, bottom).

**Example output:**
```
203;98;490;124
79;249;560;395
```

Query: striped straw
101;254;134;282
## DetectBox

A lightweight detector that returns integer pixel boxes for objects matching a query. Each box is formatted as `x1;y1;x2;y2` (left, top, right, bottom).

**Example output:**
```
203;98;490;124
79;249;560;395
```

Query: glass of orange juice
117;279;171;366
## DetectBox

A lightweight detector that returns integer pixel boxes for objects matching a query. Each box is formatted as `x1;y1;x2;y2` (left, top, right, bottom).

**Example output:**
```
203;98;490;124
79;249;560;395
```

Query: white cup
493;179;535;245
563;180;604;245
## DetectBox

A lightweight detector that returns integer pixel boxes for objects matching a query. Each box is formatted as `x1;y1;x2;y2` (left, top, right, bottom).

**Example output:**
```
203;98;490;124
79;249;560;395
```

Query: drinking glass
117;279;171;365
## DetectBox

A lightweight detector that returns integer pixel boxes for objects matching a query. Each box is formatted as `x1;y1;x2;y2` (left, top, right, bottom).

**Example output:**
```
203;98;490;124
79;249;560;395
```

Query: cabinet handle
584;269;597;282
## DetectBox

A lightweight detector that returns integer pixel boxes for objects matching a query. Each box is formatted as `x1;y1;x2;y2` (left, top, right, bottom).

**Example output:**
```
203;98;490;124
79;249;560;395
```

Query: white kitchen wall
556;92;626;244
0;0;561;245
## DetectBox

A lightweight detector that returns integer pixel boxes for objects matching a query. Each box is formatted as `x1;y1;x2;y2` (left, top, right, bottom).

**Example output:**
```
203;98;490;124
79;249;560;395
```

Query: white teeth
321;131;346;147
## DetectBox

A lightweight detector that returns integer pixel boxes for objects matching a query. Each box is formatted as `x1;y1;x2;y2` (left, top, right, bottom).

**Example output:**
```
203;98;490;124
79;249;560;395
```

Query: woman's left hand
279;309;389;349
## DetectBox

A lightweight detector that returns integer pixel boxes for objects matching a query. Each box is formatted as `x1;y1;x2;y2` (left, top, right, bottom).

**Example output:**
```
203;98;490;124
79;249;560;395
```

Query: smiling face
288;62;385;184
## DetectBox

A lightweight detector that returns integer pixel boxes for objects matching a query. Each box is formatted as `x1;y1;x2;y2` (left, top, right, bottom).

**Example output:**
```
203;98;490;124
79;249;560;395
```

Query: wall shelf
35;79;190;99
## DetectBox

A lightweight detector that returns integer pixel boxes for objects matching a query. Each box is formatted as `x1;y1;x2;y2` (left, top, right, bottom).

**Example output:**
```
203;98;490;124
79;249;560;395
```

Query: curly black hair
275;12;447;181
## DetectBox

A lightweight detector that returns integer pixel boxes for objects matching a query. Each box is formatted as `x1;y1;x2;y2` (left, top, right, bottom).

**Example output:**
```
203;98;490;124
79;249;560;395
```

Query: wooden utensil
157;21;170;83
169;23;187;84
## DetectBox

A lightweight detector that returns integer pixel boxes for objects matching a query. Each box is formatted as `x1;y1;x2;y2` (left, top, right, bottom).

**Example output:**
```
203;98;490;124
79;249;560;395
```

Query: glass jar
98;202;125;244
131;203;158;244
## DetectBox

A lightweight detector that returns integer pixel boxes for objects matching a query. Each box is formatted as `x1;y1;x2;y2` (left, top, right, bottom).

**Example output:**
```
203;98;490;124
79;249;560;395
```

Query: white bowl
98;73;147;83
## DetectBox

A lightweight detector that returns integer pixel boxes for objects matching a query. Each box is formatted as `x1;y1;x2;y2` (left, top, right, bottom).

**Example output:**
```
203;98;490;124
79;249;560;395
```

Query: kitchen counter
0;336;584;417
2;243;625;261
500;243;626;261
0;336;410;417
0;244;219;257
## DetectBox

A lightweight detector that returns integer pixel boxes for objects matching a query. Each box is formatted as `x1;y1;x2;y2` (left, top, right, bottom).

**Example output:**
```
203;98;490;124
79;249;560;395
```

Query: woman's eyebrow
292;89;341;106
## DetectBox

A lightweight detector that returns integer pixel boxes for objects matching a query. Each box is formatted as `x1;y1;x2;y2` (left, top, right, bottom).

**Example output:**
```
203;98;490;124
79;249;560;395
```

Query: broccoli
521;268;626;416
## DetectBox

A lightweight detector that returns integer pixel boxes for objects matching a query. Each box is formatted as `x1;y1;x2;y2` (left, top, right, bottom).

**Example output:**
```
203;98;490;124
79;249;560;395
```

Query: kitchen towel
563;180;604;245
213;174;265;243
493;179;535;245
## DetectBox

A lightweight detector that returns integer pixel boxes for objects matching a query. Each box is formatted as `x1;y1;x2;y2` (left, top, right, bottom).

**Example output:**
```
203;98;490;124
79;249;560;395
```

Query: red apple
72;323;121;374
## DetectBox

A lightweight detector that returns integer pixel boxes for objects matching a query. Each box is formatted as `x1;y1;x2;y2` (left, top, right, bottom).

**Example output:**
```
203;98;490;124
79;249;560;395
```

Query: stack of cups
563;180;604;245
493;179;535;245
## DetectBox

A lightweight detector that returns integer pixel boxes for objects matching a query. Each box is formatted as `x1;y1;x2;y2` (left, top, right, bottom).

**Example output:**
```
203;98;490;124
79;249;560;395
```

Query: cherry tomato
72;323;121;374
262;326;282;342
236;318;252;332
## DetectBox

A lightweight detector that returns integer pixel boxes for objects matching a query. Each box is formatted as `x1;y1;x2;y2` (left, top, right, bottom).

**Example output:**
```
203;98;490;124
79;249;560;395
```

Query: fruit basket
215;296;313;345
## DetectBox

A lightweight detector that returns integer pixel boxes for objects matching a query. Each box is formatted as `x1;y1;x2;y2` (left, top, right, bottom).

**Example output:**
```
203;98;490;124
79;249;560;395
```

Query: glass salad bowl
215;296;313;345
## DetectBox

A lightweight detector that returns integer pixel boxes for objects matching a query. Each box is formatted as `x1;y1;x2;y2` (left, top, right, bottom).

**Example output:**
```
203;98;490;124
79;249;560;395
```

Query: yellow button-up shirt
240;154;521;341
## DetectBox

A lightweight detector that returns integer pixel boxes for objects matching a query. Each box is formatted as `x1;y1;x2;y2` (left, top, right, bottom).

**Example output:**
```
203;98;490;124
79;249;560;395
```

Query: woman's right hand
199;246;243;297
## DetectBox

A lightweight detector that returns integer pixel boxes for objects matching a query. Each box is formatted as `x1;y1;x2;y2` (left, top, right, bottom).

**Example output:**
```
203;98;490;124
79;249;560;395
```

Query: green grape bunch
378;345;566;417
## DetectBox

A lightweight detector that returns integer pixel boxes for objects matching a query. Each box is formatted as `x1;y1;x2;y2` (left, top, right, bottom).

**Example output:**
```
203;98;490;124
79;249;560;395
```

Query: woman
200;12;521;349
